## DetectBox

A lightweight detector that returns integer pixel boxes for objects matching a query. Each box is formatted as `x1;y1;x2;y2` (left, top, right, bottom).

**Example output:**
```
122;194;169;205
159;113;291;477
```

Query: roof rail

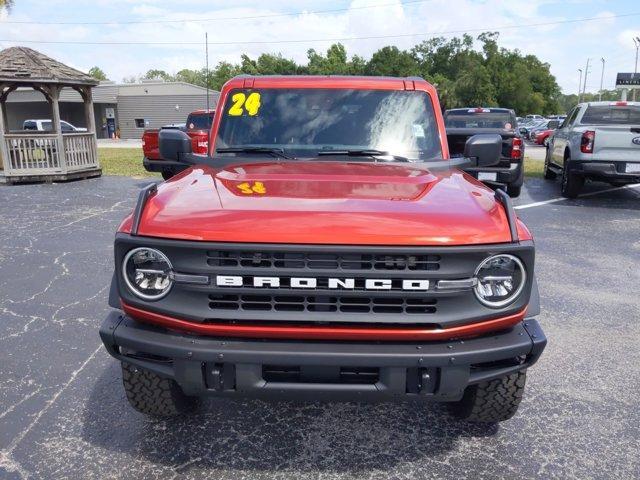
494;188;519;242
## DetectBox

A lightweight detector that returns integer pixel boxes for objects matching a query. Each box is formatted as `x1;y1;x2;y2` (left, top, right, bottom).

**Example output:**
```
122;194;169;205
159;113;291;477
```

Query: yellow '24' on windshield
228;92;261;116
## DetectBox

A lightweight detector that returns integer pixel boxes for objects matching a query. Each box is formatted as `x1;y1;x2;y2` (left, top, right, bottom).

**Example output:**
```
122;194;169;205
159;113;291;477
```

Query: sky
1;0;639;94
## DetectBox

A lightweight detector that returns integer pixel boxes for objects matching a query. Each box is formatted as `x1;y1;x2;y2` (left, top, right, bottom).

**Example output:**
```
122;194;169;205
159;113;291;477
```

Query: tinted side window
42;121;53;131
23;121;37;130
61;122;73;132
564;108;579;127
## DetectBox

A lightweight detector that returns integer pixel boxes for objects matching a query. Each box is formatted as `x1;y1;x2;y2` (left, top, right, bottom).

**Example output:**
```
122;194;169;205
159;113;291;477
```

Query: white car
23;119;87;132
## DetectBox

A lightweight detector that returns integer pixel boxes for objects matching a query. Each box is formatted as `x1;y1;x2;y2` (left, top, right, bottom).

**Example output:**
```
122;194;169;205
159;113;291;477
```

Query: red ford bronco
100;75;546;423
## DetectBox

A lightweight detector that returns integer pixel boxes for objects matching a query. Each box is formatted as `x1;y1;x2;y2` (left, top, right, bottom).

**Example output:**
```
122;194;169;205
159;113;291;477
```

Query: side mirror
159;129;192;162
464;134;502;167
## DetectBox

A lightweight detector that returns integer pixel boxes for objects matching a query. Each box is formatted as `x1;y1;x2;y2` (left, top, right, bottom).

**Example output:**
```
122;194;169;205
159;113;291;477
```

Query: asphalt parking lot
1;172;639;479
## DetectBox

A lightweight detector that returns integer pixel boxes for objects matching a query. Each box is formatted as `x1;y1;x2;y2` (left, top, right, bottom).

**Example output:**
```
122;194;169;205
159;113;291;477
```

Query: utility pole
205;32;210;112
582;58;591;102
599;58;605;101
633;37;640;102
578;69;583;103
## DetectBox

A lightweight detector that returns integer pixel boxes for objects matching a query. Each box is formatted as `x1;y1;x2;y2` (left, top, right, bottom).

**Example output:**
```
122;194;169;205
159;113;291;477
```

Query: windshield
215;88;442;161
444;110;514;129
580;105;640;125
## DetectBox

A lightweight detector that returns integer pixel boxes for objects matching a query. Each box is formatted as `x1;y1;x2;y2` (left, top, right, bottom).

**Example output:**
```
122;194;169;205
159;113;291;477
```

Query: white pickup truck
544;101;640;197
23;119;87;133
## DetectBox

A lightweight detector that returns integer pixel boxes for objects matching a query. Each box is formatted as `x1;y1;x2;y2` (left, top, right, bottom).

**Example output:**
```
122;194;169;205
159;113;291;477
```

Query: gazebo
0;47;101;184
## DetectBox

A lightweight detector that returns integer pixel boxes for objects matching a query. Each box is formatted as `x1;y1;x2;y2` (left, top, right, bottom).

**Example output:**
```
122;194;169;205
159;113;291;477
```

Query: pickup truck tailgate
592;125;640;161
579;103;640;161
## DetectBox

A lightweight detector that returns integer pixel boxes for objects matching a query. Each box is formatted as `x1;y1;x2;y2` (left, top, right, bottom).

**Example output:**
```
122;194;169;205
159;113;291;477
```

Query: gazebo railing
4;134;61;172
62;133;98;172
2;132;98;175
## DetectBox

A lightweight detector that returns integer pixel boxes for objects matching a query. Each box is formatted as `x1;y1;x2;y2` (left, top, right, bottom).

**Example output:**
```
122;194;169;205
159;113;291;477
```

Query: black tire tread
121;362;198;417
506;184;521;198
448;371;526;423
543;149;557;180
560;162;584;198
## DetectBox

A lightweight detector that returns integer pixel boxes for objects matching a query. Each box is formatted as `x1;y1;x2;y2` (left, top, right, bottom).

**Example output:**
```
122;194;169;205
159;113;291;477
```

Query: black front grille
209;294;437;315
206;250;440;271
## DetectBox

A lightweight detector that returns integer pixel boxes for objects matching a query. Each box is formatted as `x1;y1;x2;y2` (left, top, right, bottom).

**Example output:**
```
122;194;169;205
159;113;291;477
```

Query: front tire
447;371;527;423
560;159;584;198
506;184;521;198
121;362;199;417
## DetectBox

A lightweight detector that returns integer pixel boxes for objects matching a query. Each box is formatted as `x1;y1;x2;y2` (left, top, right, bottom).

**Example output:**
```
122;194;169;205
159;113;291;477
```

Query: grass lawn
524;158;544;178
99;148;158;177
98;147;546;179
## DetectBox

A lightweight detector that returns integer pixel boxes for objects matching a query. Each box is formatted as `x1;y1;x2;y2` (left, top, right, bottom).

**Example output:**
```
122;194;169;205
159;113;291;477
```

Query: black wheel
161;170;175;181
506;184;522;198
447;371;526;423
121;362;199;417
543;148;557;180
560;158;584;198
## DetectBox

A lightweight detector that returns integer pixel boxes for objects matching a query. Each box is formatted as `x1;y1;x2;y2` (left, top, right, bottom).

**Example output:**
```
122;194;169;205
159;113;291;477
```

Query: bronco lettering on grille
215;275;430;291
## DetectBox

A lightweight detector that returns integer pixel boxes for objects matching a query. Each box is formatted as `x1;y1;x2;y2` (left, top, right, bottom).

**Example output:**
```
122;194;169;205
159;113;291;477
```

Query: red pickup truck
142;110;214;179
101;75;545;423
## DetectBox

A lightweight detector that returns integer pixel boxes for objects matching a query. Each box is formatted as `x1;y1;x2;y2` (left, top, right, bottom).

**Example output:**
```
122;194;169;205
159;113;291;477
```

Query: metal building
5;80;219;139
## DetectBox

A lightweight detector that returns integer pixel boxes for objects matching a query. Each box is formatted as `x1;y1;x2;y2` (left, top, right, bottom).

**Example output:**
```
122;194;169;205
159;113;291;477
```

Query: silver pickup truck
544;101;640;197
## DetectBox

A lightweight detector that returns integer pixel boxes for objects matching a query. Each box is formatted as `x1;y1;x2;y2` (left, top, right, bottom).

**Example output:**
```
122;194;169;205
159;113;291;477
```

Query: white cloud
0;0;634;93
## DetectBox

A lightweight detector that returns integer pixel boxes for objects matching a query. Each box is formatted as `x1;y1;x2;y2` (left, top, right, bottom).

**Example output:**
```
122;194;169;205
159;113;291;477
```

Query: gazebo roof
0;47;98;86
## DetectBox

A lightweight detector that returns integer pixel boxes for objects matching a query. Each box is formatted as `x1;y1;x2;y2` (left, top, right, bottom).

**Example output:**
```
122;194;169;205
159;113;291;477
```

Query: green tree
174;68;206;86
128;32;563;111
0;0;14;12
365;46;420;77
87;66;108;81
144;69;172;81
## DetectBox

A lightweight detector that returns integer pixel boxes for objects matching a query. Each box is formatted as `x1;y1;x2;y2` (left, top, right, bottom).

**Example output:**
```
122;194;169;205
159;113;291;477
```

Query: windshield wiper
317;149;410;162
216;147;295;159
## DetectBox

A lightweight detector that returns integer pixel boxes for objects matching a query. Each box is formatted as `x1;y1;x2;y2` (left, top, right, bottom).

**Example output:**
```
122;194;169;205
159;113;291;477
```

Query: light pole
633;37;640;101
582;58;591;101
599;58;605;101
578;68;583;103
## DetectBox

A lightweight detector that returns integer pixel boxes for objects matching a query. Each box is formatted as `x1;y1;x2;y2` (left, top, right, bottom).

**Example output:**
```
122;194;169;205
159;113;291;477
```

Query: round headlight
474;254;526;308
122;247;173;300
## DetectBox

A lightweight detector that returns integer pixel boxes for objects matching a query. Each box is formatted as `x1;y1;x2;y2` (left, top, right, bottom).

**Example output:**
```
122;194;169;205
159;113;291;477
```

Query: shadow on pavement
81;362;499;475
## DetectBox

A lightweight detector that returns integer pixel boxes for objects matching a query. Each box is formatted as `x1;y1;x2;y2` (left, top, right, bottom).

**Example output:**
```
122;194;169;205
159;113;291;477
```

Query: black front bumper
143;157;188;174
100;311;546;402
569;160;640;183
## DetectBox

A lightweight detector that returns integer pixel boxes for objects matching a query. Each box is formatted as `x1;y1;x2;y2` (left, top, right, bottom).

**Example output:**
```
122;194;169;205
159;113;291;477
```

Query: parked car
519;119;547;137
142;110;214;180
528;120;560;141
525;114;544;121
533;128;556;146
100;75;545;424
544;101;640;197
23;119;87;132
444;107;525;197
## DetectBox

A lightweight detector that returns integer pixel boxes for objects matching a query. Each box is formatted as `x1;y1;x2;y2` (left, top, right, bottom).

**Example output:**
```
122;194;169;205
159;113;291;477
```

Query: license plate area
625;163;640;173
478;172;498;181
262;365;380;384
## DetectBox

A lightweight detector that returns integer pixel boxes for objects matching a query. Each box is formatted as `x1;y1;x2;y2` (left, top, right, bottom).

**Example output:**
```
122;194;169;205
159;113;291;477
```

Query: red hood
127;161;529;246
